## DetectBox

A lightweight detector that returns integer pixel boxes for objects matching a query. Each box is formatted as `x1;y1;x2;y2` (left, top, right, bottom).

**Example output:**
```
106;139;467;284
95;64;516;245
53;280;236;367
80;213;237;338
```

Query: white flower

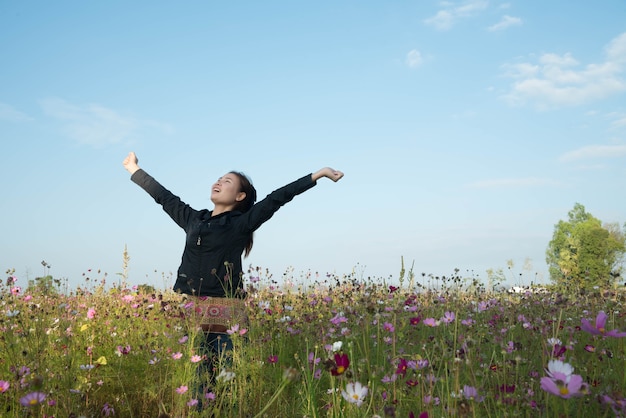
547;338;562;346
332;341;343;352
341;381;368;406
216;370;236;382
545;359;574;382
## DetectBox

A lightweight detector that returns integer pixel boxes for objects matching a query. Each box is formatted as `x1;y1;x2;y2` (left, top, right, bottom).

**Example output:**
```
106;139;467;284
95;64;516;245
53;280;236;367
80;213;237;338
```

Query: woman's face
211;173;245;207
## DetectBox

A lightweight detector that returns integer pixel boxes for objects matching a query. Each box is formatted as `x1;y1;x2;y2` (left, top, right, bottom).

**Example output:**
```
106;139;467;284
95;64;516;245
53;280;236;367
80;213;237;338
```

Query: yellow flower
96;356;107;366
80;324;90;332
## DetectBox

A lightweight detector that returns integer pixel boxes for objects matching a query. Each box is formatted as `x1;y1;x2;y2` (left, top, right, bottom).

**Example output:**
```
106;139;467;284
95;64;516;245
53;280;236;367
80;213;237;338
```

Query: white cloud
0;102;33;122
39;97;171;147
559;144;626;162
424;0;488;31
610;113;626;129
406;49;424;69
501;32;626;109
468;177;560;189
488;15;522;32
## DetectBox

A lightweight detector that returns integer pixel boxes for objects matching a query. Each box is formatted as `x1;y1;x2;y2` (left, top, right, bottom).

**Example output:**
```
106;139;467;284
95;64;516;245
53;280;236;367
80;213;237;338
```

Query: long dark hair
230;171;257;257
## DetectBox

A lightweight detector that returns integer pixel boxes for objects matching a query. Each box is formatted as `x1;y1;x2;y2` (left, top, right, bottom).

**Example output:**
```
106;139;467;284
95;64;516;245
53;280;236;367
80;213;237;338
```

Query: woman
122;151;344;394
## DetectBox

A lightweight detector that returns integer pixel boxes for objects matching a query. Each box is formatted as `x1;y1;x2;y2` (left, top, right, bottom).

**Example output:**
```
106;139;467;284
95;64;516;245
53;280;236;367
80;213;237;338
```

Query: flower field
1;267;625;417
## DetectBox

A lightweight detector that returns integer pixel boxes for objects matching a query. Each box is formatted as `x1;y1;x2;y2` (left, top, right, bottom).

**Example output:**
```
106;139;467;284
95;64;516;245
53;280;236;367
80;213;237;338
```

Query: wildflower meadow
1;264;625;417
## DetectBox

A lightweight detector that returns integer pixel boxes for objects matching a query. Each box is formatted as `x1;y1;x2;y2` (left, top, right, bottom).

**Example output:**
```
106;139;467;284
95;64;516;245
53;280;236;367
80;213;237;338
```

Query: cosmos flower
227;324;248;335
423;318;439;327
341;381;368;406
462;385;484;402
441;311;456;324
540;374;588;399
116;345;131;355
176;385;188;394
581;311;626;338
19;392;46;407
541;360;589;399
331;353;350;376
0;380;9;393
395;358;409;376
545;359;574;382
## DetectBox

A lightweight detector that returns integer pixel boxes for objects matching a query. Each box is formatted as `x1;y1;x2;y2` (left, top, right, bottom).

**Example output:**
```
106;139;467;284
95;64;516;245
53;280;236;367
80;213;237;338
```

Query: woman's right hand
122;151;140;175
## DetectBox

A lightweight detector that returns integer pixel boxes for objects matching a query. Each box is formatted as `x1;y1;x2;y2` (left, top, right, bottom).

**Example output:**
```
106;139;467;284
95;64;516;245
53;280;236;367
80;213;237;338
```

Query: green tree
546;203;625;291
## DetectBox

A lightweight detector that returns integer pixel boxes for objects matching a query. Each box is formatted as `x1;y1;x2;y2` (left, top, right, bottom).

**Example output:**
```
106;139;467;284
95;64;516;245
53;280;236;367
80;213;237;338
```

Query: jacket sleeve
241;174;316;232
131;169;197;230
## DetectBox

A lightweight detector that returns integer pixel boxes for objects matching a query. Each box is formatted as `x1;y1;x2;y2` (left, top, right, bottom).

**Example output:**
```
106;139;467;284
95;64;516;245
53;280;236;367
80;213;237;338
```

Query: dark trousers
195;332;233;409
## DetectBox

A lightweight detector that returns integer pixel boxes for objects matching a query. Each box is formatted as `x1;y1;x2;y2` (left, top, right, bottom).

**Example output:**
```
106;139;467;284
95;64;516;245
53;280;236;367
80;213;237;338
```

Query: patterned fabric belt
190;296;248;333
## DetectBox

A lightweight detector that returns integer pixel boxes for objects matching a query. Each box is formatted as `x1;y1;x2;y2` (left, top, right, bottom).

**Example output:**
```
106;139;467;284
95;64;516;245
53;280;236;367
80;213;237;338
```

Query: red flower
330;353;350;376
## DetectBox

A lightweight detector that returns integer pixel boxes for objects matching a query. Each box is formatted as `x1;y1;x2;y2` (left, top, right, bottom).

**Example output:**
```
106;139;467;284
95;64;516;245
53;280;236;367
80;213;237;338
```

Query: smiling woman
121;151;344;406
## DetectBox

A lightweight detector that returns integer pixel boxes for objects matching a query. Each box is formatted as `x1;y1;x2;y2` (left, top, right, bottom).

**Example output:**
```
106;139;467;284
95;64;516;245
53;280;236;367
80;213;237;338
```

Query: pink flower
0;380;9;393
462;385;484;402
176;385;188;394
383;322;395;332
226;324;248;335
423;318;439;327
540;374;587;399
581;311;626;337
441;311;456;324
87;308;96;319
190;355;202;363
116;345;131;355
172;352;183;360
540;360;589;399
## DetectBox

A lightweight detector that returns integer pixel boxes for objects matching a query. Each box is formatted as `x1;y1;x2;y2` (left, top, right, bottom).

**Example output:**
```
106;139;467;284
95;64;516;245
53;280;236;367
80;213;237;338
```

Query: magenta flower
331;353;350;376
0;380;9;393
581;311;626;337
395;358;408;376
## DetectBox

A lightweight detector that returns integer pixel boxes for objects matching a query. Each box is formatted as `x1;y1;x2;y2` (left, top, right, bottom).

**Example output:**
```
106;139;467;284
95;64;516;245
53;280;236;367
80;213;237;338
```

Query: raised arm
311;167;344;183
122;151;197;230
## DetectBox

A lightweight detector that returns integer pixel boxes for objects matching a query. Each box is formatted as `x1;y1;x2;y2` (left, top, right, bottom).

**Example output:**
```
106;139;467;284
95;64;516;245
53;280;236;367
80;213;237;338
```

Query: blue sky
2;1;626;289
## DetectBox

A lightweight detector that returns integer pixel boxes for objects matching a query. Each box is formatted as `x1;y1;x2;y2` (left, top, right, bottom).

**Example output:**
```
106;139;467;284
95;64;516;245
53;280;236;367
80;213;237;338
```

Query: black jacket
131;169;316;296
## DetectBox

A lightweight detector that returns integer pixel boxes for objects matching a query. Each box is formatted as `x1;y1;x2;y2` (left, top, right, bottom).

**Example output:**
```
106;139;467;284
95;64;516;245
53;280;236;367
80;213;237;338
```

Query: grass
1;265;625;417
